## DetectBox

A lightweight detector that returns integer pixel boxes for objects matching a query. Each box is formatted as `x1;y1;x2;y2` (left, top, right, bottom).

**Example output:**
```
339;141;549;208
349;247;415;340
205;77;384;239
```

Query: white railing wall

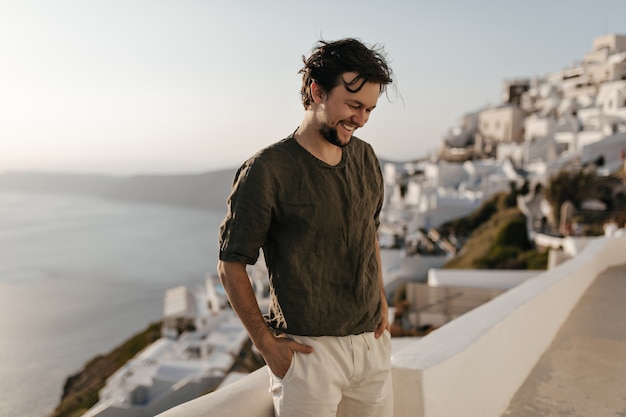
157;234;626;417
157;366;273;417
391;234;625;417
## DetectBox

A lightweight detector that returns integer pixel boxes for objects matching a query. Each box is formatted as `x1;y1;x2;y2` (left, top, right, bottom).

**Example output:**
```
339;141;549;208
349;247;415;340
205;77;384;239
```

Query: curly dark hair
299;38;394;109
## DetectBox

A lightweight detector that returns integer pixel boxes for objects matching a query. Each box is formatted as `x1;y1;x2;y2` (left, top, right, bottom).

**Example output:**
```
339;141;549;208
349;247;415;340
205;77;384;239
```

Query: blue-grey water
0;192;225;417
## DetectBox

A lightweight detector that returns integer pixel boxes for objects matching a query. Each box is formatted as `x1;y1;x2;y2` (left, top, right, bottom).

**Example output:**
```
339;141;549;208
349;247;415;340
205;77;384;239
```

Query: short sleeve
218;154;275;264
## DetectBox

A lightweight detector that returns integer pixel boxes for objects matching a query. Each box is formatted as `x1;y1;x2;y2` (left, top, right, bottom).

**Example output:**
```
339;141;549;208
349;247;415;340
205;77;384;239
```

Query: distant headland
0;168;238;212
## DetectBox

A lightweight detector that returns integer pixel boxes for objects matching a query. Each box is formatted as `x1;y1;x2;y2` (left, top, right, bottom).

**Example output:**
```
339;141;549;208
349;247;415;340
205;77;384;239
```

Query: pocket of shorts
283;351;297;381
272;351;297;382
382;329;392;351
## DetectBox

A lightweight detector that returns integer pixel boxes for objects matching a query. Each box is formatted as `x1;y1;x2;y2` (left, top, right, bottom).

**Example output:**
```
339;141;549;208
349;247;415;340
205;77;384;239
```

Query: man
218;38;394;417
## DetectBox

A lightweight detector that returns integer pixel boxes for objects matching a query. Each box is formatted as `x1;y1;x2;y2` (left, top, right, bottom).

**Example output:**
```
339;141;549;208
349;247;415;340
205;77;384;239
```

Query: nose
353;108;369;127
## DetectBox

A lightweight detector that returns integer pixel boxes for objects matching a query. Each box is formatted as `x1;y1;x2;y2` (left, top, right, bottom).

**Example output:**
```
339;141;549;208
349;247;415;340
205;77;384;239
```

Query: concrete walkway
503;264;626;417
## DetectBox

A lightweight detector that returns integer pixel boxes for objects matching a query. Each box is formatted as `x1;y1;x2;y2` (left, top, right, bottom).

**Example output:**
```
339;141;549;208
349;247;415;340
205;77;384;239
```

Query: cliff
47;322;162;417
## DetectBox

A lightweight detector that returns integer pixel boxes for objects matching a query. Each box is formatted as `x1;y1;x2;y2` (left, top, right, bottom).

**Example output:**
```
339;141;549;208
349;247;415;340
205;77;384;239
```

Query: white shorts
268;330;393;417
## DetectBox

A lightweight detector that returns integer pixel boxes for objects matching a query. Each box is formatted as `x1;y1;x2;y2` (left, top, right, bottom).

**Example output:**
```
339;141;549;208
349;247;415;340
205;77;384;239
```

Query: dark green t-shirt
219;134;384;336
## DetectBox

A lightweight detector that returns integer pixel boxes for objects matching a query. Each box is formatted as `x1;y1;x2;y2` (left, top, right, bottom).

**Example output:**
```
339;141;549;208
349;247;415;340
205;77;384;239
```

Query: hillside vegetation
47;322;162;417
440;191;548;270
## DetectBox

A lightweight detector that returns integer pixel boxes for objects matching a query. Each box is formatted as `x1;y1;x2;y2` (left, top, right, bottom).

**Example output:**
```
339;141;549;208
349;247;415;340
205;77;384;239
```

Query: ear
310;82;326;104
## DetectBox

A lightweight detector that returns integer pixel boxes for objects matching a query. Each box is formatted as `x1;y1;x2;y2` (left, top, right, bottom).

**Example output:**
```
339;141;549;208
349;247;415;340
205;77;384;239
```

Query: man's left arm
374;238;389;338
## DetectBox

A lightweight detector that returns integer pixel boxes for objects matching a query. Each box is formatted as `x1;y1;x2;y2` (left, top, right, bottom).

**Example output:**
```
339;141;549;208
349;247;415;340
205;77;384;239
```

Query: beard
319;123;350;148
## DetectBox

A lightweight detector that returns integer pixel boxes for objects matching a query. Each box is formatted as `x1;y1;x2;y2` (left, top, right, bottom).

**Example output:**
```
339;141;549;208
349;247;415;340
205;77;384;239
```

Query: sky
2;0;626;175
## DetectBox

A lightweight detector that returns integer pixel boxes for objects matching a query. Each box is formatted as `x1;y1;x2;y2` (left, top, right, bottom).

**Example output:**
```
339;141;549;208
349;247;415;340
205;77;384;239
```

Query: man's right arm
217;260;312;378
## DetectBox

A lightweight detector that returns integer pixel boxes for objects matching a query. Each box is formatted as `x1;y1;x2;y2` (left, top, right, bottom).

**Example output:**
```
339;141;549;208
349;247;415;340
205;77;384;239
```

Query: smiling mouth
340;121;356;132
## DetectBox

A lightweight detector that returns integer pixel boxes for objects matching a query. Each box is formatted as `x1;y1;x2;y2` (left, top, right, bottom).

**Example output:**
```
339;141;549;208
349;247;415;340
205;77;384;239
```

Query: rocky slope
47;322;161;417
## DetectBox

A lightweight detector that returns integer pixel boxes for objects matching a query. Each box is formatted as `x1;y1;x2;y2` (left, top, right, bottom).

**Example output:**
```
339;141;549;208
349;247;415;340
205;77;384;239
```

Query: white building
381;156;524;236
520;34;626;179
477;104;526;145
383;32;626;259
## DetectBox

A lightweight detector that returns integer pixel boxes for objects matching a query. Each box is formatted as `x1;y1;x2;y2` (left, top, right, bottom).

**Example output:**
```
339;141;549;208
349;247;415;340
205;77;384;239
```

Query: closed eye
348;101;375;112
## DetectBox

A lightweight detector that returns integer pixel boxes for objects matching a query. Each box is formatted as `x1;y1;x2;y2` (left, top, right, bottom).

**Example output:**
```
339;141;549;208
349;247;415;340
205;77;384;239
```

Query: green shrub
475;245;521;269
473;214;542;269
544;170;596;224
519;250;549;270
494;215;531;250
440;193;499;237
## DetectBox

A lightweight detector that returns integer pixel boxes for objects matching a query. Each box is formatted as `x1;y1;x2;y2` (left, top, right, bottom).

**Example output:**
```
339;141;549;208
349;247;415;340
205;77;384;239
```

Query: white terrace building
502;34;626;182
381;158;524;235
441;34;626;182
545;33;626;102
476;104;526;148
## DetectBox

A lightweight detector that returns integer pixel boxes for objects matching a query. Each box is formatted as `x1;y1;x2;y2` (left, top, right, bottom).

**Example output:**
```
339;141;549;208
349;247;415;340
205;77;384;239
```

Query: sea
0;191;226;417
